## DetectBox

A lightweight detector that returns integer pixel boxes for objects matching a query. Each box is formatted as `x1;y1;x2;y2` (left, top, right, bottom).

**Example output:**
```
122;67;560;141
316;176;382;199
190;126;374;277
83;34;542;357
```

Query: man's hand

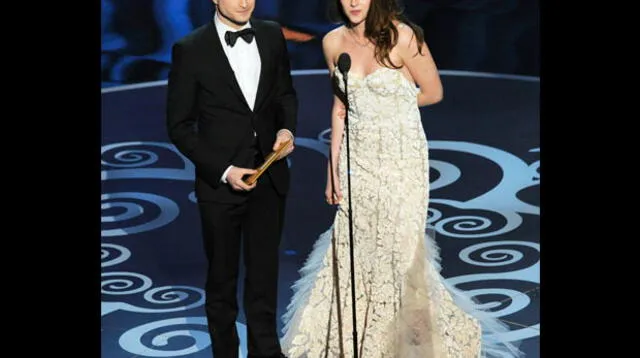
226;167;257;191
273;130;295;160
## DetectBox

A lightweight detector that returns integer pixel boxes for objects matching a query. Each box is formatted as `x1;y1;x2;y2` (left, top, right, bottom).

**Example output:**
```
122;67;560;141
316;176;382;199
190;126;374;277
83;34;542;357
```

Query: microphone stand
341;68;358;358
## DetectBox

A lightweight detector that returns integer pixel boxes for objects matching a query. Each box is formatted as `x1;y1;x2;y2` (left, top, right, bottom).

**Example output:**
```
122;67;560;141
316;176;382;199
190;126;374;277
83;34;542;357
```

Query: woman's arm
397;25;443;107
322;29;346;205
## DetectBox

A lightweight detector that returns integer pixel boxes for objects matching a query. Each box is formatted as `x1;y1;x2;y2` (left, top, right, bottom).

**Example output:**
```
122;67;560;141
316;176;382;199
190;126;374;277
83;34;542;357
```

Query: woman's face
340;0;372;26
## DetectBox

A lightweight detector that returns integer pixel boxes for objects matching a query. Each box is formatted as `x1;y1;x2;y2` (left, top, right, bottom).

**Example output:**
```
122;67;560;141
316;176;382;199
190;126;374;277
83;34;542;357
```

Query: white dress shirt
214;12;293;184
214;13;261;111
215;12;261;183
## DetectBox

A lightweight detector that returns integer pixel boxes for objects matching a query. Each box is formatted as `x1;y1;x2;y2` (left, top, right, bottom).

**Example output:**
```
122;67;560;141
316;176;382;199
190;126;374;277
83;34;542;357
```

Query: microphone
337;53;351;112
337;52;351;78
336;51;359;358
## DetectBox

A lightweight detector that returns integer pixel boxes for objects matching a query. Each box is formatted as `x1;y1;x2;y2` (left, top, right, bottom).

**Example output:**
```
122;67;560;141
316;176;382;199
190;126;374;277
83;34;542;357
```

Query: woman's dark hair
329;0;426;69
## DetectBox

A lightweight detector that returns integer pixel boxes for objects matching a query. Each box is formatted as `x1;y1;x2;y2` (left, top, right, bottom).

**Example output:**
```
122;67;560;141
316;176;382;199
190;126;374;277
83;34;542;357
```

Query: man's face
213;0;255;28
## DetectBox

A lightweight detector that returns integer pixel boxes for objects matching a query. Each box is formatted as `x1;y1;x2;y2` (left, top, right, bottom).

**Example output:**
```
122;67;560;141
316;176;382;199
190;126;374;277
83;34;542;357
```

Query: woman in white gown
280;1;524;357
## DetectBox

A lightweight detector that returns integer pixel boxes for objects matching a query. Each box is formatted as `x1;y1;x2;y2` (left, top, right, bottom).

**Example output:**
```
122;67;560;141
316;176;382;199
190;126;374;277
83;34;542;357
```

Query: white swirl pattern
448;240;540;342
119;317;213;357
101;243;131;267
119;318;248;357
102;141;194;181
429;141;539;216
101;192;180;237
427;207;443;225
140;286;206;311
101;235;213;354
467;289;531;317
429;159;462;191
529;148;540;181
430;199;524;238
102;202;144;222
106;149;159;168
102;272;154;295
459;241;538;267
101;133;539;356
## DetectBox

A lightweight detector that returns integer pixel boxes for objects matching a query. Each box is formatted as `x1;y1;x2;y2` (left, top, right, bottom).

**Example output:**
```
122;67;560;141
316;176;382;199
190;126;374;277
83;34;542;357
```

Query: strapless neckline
333;67;415;87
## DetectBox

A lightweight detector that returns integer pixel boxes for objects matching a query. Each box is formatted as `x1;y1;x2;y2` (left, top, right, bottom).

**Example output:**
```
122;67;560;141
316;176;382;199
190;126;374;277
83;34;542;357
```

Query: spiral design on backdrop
102;271;154;295
426;207;443;226
101;142;195;181
119;317;213;357
100;135;539;354
139;286;206;312
448;283;538;343
468;288;532;318
101;192;180;237
101;272;206;314
99;137;541;353
102;142;168;168
430;204;523;238
446;240;540;342
459;241;539;267
529;148;540;181
429;159;462;191
101;6;540;347
102;148;159;168
102;243;132;267
318;128;331;144
429;140;540;216
102;142;189;168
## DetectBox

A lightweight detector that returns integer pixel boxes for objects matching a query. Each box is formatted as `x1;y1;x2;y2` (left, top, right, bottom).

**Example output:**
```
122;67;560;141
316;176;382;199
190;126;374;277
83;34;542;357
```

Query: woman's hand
325;171;343;205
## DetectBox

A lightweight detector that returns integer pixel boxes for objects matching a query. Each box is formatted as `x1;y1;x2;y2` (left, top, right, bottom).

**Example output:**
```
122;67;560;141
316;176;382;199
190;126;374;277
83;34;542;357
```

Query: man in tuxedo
165;1;297;357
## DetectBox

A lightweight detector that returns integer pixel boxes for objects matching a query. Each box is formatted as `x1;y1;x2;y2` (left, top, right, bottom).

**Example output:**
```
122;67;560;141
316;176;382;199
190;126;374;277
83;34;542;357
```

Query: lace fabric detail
281;68;523;358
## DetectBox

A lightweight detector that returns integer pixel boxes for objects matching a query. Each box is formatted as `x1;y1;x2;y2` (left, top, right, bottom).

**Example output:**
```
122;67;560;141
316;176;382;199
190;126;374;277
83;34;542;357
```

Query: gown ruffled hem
281;226;524;358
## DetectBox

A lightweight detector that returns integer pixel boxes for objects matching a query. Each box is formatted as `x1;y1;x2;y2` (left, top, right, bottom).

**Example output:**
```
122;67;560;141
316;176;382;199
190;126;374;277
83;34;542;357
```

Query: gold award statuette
243;139;292;185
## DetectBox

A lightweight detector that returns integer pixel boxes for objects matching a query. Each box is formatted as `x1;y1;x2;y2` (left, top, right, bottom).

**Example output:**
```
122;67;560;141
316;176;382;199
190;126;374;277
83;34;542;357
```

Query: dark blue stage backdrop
101;0;539;88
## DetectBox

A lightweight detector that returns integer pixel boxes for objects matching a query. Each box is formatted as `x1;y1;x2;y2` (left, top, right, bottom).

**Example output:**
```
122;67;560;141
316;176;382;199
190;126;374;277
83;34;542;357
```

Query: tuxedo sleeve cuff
221;165;234;184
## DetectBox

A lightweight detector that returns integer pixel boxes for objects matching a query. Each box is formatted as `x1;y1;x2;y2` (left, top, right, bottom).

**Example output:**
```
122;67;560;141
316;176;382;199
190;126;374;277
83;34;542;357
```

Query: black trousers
198;173;286;358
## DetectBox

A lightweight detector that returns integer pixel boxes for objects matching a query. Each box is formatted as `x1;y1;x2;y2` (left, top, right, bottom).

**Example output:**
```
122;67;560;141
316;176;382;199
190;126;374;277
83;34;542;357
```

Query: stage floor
101;69;539;357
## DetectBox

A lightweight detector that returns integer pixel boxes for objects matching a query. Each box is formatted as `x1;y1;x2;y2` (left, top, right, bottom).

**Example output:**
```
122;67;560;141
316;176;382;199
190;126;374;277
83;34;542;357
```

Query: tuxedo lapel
253;20;271;113
206;21;251;110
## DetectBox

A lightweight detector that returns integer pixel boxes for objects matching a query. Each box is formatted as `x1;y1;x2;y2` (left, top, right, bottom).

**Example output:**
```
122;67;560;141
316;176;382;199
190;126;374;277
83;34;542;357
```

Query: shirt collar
214;10;252;40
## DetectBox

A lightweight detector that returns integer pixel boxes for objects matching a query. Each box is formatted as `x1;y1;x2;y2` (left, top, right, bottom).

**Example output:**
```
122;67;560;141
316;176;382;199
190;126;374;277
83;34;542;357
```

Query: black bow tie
225;28;255;47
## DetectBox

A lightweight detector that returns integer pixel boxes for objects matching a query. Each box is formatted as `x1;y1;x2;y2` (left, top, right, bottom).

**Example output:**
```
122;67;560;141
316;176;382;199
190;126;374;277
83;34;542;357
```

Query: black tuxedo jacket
166;19;298;203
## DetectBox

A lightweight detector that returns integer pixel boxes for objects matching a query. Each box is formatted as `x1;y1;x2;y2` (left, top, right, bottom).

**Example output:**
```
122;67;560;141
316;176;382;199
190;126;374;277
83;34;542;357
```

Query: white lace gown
281;67;523;358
